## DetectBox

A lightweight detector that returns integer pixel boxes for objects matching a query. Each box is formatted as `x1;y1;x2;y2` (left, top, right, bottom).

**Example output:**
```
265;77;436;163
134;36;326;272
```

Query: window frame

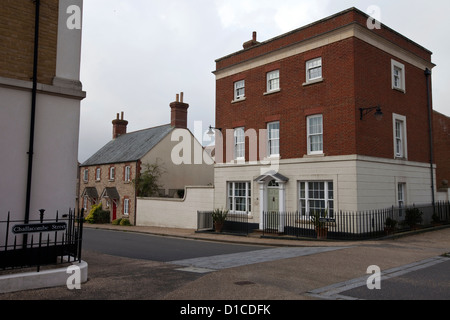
83;169;89;182
267;121;280;157
391;60;406;92
109;166;115;181
234;127;245;160
234;80;245;101
398;183;406;208
124;166;131;182
306;57;323;83
266;70;280;93
227;181;252;215
95;167;101;181
299;181;334;218
307;114;324;155
393;113;408;159
123;198;130;216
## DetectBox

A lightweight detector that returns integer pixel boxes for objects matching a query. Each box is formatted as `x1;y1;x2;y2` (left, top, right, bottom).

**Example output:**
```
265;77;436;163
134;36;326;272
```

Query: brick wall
0;0;58;85
216;38;357;161
354;38;431;163
214;8;433;165
434;111;450;189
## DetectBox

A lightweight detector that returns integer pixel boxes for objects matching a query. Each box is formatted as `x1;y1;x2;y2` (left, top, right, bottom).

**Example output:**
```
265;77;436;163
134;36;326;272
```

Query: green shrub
112;218;122;225
85;204;110;224
403;207;423;228
119;218;131;226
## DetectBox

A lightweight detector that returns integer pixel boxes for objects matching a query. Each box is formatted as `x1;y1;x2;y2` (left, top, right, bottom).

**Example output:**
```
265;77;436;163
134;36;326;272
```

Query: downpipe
425;68;436;213
24;0;41;246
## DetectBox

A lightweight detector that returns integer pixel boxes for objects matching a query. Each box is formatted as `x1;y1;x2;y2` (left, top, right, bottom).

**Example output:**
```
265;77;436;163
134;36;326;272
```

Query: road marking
307;256;449;300
170;247;348;273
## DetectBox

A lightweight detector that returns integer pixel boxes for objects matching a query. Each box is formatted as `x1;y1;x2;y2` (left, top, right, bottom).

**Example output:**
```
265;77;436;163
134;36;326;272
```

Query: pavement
1;223;449;301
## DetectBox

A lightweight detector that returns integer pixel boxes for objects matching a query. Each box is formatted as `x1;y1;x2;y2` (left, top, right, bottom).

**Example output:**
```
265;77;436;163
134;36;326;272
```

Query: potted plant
403;207;423;230
432;212;442;227
311;210;328;240
212;208;229;233
384;217;398;235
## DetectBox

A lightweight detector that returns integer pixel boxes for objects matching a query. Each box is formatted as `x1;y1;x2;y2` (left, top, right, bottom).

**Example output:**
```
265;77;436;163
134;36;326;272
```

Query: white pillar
54;0;83;88
278;182;286;233
259;182;265;230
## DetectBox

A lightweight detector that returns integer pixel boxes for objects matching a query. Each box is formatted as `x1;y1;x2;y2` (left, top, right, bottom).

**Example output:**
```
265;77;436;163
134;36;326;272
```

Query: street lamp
360;106;383;121
207;126;222;137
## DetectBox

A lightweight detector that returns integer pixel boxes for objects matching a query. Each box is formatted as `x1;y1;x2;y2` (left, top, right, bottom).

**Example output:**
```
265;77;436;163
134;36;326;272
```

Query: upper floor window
306;57;322;82
392;60;406;92
266;70;280;93
267;122;280;157
109;167;115;180
234;127;245;160
393;114;408;159
83;169;89;182
307;115;323;155
234;80;245;101
95;168;101;181
124;166;131;182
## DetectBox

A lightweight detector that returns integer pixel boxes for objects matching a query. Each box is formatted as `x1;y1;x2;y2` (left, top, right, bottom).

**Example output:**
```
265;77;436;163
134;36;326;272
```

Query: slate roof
81;124;174;166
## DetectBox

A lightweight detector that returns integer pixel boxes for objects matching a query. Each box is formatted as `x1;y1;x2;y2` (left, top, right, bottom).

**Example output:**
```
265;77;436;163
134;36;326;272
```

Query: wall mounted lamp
360;106;383;121
207;126;222;137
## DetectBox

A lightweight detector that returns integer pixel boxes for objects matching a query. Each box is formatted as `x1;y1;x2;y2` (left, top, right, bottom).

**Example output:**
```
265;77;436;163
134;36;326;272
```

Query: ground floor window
228;182;251;214
299;181;334;217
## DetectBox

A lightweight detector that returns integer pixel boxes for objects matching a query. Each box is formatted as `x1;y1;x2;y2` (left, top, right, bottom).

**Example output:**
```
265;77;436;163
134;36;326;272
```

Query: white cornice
214;23;435;80
0;76;86;100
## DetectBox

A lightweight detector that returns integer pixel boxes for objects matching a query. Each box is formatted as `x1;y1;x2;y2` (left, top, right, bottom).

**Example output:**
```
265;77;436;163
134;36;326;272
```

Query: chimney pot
170;93;189;129
112;112;128;139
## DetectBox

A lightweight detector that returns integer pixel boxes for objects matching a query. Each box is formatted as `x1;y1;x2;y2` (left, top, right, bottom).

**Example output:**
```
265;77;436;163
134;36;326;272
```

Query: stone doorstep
0;258;88;294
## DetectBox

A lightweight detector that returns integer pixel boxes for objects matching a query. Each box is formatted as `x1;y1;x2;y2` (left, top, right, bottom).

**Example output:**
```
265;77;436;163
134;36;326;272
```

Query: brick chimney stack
112;111;128;139
170;92;189;129
243;31;260;49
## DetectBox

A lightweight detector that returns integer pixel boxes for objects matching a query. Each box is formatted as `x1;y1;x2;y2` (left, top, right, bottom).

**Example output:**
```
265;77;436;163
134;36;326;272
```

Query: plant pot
214;222;224;233
316;227;328;240
384;227;396;235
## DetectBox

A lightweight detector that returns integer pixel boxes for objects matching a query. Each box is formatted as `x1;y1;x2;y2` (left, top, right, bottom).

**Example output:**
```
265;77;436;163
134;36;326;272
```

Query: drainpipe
425;68;436;212
25;0;41;228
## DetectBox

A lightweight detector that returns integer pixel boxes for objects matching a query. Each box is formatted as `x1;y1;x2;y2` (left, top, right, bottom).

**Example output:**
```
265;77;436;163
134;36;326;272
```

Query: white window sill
231;97;246;104
263;89;281;96
304;153;325;158
303;78;324;87
393;87;406;94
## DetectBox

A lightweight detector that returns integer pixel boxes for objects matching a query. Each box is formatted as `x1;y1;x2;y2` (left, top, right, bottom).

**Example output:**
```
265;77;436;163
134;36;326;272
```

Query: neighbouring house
434;110;450;200
79;94;214;225
0;0;85;221
212;7;441;230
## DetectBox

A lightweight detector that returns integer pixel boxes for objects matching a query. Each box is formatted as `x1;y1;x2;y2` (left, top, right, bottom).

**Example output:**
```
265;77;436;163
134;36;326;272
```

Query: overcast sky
78;0;450;163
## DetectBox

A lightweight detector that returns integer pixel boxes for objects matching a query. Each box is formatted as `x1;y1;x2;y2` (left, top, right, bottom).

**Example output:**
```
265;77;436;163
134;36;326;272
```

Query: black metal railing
197;211;259;235
263;202;450;240
0;209;84;272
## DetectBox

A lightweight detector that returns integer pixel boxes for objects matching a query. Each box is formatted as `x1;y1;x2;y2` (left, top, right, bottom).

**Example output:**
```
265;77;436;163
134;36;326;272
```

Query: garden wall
136;186;214;229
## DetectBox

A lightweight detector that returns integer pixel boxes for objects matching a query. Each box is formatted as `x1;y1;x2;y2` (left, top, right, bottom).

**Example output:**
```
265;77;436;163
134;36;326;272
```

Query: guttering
25;0;41;225
425;68;436;211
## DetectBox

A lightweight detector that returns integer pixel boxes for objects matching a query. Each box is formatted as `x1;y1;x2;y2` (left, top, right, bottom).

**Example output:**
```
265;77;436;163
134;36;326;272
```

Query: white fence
136;186;214;229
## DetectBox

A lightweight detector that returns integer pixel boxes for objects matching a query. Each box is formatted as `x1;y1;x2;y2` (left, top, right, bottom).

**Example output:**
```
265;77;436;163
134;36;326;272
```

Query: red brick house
212;7;438;229
434;110;450;196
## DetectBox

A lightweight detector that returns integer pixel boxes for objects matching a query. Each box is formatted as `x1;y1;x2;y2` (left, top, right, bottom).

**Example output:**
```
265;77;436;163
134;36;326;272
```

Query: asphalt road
82;228;267;261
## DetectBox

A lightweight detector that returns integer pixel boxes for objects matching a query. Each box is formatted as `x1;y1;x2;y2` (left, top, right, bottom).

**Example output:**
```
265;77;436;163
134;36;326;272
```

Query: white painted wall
136;186;214;229
213;155;435;225
0;81;84;221
0;0;85;222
